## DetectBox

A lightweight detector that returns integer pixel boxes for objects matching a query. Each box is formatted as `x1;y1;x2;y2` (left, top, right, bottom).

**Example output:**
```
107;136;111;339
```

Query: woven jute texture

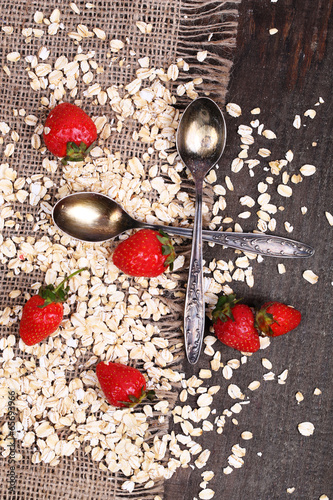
0;1;240;499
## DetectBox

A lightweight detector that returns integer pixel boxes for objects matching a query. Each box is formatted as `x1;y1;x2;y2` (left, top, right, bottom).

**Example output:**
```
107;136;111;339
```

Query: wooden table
165;1;333;498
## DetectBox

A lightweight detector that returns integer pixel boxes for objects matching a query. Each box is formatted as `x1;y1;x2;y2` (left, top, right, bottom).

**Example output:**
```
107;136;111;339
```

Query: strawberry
255;302;301;337
43;102;97;165
212;294;260;353
19;268;86;346
112;229;175;278
96;361;155;408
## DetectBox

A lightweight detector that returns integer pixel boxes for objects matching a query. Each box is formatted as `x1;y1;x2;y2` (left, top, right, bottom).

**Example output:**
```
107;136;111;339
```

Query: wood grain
165;0;333;498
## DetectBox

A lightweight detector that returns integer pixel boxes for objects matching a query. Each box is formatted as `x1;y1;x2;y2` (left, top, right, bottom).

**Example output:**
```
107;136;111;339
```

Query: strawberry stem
61;141;95;165
212;294;242;323
53;267;87;294
156;230;175;271
38;267;87;308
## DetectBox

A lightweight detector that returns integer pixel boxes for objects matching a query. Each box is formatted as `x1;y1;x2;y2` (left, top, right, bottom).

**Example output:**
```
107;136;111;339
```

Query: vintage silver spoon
176;97;227;364
52;192;314;257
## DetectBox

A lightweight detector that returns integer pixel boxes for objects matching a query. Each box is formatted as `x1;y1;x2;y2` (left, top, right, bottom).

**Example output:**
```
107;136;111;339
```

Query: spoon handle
146;225;314;258
183;185;205;365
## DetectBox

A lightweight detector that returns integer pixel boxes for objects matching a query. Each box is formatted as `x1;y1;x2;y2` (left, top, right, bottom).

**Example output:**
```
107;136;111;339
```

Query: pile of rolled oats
0;6;327;499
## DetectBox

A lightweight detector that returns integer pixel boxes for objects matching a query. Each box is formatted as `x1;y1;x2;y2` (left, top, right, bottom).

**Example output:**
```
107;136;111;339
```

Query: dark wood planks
165;0;333;498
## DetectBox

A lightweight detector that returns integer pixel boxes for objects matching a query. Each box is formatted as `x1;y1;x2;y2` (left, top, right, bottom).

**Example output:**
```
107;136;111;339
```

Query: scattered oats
269;28;278;35
223;365;233;380
2;26;14;34
167;64;179;81
251;107;260;114
25;115;39;126
277;184;292;197
240;195;255;208
225;176;234;191
231;158;244;173
228;384;245;400
325;212;333;226
296;392;304;403
278;369;288;384
110;39;124;52
138;56;149;68
301;206;308;215
7;52;21;62
268;218;276;231
258;182;268;193
304;109;316;119
238;149;248;159
287;488;296;494
262;129;276;139
197;50;208;62
136;21;152;34
199;369;212;379
293;115;301;129
313;388;322;396
70;2;80;14
263;371;275;381
262;358;272;370
298;421;315;436
241;431;253;440
195;449;211;469
259;336;271;349
303;270;318;284
223;466;233;474
230;403;242;414
278;263;286;274
228;454;244;468
284;221;293;233
93;28;106;40
197;394;213;408
258;148;271;157
226;103;242;117
238;125;253;136
300;164;316;176
248;381;260;391
285;150;294;162
319;495;329;500
4;143;15;157
238;211;251;219
199;489;215;499
246;159;260;169
202;471;214;482
291;174;303;184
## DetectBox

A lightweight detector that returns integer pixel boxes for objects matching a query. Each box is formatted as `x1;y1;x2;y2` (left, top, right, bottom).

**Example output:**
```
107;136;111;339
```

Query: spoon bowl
53;192;136;242
177;97;226;176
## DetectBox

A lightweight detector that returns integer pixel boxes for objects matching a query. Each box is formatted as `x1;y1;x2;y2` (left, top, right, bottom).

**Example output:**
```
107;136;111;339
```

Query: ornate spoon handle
148;225;314;258
183;185;205;365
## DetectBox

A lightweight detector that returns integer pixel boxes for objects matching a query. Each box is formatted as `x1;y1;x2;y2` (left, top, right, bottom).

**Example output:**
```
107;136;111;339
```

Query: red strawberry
212;294;260;353
255;302;301;337
43;102;97;164
19;268;86;346
96;361;155;408
112;229;175;278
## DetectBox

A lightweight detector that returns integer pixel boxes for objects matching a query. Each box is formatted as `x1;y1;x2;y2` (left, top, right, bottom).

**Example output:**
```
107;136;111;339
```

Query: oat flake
303;270;318;284
298;421;315;436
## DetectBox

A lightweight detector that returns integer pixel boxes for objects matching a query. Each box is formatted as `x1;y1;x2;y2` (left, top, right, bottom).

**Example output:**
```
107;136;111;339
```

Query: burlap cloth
0;1;240;498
